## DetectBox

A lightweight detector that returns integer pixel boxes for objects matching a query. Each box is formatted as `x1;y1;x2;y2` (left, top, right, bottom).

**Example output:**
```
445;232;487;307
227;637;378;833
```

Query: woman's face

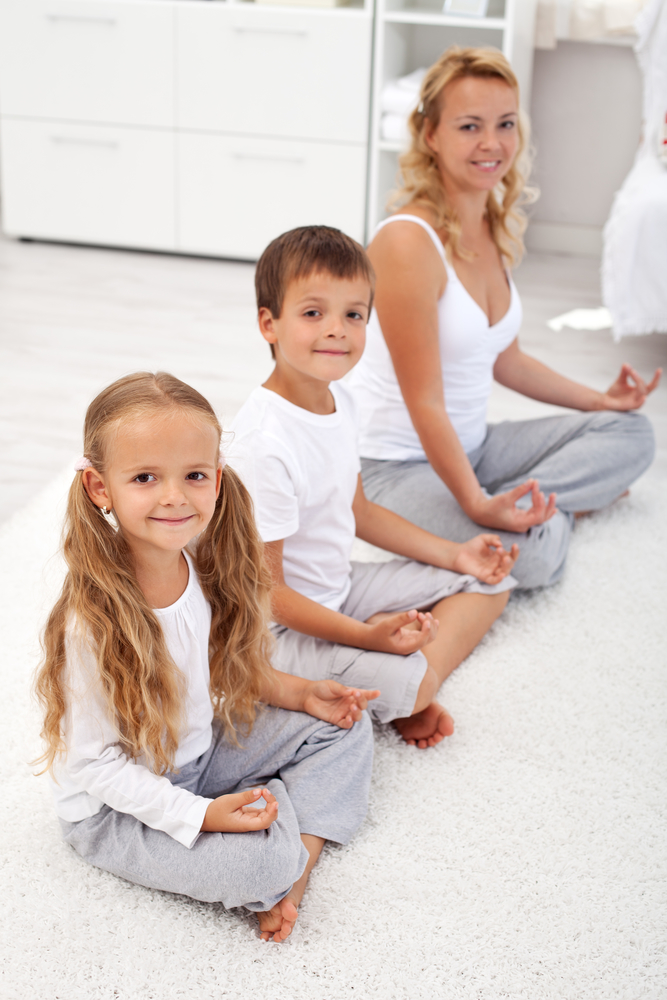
425;75;519;195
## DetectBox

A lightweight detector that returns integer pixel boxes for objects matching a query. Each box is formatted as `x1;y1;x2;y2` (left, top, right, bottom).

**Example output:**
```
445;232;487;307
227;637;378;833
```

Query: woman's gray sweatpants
59;707;373;912
361;411;655;589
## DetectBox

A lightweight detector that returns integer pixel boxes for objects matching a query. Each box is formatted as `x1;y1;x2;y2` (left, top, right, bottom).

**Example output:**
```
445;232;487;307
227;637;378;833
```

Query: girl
350;47;660;589
34;371;376;943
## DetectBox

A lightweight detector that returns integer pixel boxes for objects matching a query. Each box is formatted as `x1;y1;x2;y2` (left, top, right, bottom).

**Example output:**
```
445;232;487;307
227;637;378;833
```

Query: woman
349;47;660;589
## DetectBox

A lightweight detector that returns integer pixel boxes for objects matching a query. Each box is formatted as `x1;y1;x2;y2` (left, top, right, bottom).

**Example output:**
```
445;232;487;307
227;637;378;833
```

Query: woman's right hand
201;787;278;833
469;479;557;533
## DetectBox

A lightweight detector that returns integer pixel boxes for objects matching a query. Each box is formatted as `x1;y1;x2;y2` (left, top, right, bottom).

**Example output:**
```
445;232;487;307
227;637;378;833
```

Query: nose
159;478;188;506
325;315;345;337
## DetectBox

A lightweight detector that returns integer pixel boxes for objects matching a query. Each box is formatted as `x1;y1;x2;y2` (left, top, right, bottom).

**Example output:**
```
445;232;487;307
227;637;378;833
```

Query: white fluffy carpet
2;468;666;1000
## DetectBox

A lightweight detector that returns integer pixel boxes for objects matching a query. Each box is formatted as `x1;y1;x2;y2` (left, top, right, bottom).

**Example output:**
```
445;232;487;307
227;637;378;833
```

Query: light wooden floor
1;232;666;525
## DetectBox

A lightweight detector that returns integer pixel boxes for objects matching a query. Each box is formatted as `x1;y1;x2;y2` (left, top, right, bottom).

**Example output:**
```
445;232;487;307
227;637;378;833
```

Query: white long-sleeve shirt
51;552;214;849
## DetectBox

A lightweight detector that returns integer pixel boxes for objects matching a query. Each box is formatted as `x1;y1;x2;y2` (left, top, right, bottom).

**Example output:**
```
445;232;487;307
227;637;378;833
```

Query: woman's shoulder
368;209;448;294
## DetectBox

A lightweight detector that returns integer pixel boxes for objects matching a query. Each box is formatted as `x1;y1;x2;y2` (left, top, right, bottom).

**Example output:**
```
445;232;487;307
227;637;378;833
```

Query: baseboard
525;221;603;257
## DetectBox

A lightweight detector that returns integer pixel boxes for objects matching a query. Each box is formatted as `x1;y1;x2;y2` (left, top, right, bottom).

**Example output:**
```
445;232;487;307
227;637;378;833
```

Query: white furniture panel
177;5;371;144
0;118;176;249
177;132;366;259
0;0;175;127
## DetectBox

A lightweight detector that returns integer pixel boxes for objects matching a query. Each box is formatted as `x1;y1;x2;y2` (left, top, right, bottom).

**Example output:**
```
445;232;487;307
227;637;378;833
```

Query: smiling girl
34;371;376;942
350;46;660;589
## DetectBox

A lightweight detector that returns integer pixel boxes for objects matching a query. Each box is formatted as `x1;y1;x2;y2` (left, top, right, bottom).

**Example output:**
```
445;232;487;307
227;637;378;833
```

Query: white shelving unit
0;0;373;259
367;0;538;233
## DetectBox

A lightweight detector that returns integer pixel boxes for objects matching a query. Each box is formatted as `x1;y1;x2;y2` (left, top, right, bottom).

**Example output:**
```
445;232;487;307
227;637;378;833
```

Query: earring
100;506;119;531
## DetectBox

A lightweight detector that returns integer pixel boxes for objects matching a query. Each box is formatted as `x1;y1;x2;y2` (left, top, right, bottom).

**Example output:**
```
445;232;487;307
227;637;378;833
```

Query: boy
229;226;517;748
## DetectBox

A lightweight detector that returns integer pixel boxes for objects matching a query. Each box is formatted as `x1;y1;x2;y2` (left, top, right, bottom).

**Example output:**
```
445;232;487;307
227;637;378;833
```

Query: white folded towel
380;112;411;143
380;68;427;115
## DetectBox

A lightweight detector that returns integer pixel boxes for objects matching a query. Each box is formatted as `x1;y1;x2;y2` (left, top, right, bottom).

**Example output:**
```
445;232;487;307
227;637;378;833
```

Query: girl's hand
452;535;519;584
470;479;557;533
598;363;661;411
302;680;380;728
201;787;278;833
363;609;438;655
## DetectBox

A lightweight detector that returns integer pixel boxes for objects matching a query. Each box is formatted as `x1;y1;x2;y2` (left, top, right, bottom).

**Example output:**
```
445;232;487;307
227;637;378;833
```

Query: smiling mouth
472;160;502;170
150;515;194;525
314;349;348;355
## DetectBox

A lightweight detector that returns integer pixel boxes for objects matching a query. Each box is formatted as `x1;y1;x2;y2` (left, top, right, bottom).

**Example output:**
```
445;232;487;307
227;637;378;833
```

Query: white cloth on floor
602;0;667;339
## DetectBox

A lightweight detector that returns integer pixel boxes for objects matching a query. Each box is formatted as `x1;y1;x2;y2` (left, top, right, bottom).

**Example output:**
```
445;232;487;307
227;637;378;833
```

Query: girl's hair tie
74;457;93;471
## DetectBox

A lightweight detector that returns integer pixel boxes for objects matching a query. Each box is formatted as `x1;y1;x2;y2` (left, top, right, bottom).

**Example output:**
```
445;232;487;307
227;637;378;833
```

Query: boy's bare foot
393;702;454;749
574;489;630;519
257;895;299;942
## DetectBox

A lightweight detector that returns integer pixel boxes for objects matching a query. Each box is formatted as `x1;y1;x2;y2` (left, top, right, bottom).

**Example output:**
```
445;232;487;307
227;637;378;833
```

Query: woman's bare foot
393;702;454;749
574;489;630;519
257;895;299;943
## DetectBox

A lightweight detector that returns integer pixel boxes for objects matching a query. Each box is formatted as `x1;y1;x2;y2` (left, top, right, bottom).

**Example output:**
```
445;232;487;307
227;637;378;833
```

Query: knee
623;411;656;472
511;514;572;590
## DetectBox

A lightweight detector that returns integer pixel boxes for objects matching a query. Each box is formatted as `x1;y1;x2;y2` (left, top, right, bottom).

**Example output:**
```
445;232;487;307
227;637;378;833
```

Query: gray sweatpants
361;411;655;589
59;707;373;912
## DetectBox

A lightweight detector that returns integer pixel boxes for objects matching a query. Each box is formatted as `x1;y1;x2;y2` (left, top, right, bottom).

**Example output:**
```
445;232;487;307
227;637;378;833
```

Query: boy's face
259;271;371;384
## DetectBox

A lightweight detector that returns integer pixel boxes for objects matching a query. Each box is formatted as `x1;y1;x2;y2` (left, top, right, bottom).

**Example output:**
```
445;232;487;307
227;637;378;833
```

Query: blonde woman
35;372;376;942
349;47;660;588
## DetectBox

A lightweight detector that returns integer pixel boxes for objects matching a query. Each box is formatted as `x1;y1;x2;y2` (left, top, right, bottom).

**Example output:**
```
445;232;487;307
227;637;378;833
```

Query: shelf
378;139;405;152
383;10;505;27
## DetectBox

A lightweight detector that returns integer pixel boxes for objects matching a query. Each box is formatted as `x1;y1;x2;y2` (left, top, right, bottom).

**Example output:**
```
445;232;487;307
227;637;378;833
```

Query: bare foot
574;489;630;519
393;702;455;749
257;895;299;942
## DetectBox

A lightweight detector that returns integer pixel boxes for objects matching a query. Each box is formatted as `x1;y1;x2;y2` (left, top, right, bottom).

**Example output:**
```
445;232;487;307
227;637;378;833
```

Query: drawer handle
232;26;307;37
231;152;305;165
46;14;117;25
51;136;119;149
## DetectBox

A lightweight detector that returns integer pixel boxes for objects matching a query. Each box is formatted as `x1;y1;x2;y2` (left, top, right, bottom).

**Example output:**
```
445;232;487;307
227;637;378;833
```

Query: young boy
229;226;517;748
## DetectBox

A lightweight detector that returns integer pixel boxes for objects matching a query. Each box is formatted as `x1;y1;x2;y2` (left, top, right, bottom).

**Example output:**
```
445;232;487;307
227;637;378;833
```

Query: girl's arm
259;668;379;728
493;340;662;411
367;222;556;533
264;538;437;656
352;476;518;584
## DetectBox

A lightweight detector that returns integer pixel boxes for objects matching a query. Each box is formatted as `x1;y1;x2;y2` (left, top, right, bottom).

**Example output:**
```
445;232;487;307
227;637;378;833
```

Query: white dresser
0;0;372;258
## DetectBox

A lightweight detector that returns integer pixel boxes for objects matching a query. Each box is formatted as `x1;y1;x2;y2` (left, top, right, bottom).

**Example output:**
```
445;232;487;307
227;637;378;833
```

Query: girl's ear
215;464;223;497
258;306;278;347
82;468;112;510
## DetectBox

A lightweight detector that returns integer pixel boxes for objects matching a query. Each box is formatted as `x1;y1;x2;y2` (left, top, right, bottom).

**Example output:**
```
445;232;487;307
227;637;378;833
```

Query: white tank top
349;214;522;458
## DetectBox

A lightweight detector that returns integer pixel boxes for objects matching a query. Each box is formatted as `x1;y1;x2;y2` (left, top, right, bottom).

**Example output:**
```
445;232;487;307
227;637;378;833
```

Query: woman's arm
367;222;555;532
494;340;662;411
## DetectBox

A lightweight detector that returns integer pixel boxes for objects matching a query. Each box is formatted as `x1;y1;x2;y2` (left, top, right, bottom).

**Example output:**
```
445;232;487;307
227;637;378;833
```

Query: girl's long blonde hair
34;372;274;776
389;46;537;265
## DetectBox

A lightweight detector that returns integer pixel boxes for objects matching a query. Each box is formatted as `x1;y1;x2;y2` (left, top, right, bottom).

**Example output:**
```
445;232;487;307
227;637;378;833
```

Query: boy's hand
201;787;278;833
452;535;519;584
363;609;438;655
302;680;380;728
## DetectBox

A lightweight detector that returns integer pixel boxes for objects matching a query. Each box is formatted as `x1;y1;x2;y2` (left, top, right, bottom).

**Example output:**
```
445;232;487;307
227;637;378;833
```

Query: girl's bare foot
393;702;454;749
257;895;299;942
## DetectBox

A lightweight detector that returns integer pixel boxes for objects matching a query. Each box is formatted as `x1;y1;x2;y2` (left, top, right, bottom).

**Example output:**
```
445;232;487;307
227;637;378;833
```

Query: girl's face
425;75;519;195
84;410;222;558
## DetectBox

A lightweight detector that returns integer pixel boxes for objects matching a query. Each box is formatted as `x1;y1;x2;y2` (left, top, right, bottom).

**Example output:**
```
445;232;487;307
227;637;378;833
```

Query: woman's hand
201;787;278;833
598;363;661;411
302;680;380;728
469;479;557;533
452;534;519;583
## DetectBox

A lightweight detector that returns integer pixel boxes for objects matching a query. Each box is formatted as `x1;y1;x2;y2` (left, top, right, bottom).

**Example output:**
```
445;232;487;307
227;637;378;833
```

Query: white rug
2;467;666;1000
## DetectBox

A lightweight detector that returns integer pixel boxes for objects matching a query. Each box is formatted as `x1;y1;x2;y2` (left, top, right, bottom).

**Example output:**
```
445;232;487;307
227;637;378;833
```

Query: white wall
527;40;642;255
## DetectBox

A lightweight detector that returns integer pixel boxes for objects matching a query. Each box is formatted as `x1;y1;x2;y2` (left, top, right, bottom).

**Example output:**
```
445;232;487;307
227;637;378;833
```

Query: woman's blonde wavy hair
389;46;537;265
34;372;274;777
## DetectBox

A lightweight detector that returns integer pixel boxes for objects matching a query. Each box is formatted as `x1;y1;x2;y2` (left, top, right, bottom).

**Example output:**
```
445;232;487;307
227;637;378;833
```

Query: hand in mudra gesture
471;479;557;534
599;363;661;411
452;534;519;584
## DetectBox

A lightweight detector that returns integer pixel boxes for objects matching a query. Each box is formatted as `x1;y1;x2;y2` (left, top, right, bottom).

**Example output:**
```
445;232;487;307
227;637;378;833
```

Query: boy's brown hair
255;226;375;358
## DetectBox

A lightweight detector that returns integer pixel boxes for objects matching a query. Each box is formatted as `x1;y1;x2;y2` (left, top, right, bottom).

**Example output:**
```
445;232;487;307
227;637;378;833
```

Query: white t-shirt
229;383;360;612
51;552;214;849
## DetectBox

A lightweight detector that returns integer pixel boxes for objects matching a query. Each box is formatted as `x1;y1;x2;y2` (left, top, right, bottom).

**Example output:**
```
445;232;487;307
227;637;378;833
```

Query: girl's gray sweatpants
361;410;655;589
59;707;373;912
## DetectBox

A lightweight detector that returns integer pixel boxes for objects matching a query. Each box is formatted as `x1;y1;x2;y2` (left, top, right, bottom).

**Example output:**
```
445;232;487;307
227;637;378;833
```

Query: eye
347;310;365;321
461;123;478;132
500;120;516;129
134;473;156;484
186;472;206;481
304;308;321;318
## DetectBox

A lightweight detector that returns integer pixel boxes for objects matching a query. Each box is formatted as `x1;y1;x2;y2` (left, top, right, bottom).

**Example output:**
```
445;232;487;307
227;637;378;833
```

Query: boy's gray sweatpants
59;707;373;912
361;411;655;589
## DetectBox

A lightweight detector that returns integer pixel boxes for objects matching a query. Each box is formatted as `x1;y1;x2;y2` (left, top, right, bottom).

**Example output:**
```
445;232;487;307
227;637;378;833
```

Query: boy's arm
351;476;518;583
264;538;436;655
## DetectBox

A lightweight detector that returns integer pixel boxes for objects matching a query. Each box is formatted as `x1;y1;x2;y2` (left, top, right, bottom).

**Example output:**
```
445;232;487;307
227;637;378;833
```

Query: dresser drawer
0;0;175;127
177;5;371;144
1;118;176;250
177;132;366;260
